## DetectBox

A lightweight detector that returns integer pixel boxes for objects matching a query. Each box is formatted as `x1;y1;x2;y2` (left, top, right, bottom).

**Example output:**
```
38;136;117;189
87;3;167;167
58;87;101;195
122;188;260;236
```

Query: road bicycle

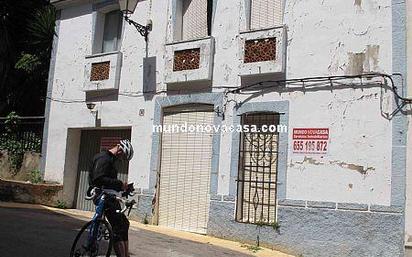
70;184;136;257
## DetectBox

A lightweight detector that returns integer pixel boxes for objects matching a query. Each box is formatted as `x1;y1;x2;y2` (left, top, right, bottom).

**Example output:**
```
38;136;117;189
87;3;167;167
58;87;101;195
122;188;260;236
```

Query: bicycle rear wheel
70;219;113;257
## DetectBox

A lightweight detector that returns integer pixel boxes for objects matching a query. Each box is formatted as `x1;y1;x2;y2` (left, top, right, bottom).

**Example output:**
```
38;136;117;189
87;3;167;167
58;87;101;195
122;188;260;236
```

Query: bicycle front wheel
70;219;113;257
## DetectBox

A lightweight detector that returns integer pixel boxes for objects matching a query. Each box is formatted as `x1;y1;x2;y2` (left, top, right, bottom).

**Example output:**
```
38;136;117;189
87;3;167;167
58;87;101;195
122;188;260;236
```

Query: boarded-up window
182;0;208;40
250;0;283;30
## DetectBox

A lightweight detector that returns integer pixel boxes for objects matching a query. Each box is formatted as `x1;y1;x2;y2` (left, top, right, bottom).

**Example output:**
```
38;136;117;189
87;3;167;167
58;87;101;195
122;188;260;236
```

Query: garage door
158;105;214;234
75;129;131;211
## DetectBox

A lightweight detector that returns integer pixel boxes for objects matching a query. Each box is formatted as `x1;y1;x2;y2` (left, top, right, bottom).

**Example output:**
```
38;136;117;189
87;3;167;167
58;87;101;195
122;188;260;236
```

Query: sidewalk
0;201;293;257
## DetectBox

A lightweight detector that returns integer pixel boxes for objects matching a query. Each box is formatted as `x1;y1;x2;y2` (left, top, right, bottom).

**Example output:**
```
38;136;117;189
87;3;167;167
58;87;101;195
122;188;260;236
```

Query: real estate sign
292;128;329;154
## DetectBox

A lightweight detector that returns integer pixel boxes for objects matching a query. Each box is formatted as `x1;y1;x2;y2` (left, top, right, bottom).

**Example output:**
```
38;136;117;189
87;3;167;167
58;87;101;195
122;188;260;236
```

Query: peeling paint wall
216;0;394;206
406;0;412;244
407;100;412;243
43;1;160;196
285;0;391;77
42;0;408;254
45;0;397;213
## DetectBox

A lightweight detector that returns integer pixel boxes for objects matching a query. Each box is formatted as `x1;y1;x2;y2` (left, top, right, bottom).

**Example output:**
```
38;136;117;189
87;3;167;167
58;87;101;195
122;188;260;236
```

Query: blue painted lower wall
208;200;404;257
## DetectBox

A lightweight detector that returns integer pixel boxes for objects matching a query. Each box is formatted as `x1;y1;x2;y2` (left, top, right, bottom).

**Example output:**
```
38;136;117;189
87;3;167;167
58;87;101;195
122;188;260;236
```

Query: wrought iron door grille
236;113;279;224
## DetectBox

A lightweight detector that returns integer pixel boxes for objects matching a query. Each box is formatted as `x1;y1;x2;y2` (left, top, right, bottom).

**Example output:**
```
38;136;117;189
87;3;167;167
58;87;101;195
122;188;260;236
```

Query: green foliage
3;112;19;132
254;219;281;231
15;53;41;73
255;220;266;227
0;1;56;116
241;244;262;253
270;221;280;231
0;112;41;171
56;200;67;209
29;169;43;184
143;214;149;224
28;6;57;51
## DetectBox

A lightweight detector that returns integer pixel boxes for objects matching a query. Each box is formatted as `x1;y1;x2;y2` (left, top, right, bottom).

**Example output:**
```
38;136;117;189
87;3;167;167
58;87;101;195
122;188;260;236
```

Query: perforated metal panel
158;105;214;234
75;129;131;211
182;0;208;40
250;0;283;30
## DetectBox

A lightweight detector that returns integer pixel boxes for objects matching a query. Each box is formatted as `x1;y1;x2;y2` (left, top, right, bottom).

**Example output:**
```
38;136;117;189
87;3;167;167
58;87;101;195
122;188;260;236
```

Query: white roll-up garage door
158;105;214;234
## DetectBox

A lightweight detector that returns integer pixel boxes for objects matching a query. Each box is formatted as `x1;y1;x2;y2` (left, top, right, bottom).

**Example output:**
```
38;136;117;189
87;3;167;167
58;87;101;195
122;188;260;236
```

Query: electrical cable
228;72;411;102
44;73;412;104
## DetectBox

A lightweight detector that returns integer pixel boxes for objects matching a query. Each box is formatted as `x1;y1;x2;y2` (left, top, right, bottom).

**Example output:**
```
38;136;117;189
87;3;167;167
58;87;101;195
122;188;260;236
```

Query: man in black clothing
88;139;134;257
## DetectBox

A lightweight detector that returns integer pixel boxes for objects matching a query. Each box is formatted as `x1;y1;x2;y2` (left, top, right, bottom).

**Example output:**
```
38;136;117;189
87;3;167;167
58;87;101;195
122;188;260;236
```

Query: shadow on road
0;207;85;257
0;206;258;257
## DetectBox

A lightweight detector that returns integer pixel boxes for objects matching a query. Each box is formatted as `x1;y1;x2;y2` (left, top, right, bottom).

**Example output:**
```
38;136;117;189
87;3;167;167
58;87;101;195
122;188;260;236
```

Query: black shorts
105;196;130;242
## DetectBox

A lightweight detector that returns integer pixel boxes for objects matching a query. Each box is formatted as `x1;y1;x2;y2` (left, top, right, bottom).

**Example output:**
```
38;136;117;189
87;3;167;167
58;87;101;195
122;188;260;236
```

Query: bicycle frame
71;184;136;257
87;193;107;251
85;187;136;250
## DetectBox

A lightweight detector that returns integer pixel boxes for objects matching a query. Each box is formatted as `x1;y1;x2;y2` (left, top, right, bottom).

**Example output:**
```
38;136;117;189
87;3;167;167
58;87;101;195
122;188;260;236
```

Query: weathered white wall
283;0;392;205
215;0;393;205
407;107;412;242
43;2;159;193
45;0;395;207
405;0;412;243
62;128;81;206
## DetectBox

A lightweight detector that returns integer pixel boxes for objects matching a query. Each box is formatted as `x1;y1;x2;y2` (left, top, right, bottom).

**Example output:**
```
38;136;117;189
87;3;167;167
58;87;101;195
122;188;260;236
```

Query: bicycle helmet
119;139;134;161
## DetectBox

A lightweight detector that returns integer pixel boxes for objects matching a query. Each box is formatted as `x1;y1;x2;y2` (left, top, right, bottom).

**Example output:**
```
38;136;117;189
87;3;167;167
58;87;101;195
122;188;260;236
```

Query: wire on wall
44;73;411;106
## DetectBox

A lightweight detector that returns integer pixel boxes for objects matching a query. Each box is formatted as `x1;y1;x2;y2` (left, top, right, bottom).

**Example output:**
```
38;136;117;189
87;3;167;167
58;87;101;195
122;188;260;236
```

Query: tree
0;0;56;116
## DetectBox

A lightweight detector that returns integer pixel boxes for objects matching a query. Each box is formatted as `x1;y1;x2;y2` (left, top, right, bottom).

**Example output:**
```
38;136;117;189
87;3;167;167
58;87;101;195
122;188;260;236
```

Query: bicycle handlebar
115;197;137;215
85;183;137;216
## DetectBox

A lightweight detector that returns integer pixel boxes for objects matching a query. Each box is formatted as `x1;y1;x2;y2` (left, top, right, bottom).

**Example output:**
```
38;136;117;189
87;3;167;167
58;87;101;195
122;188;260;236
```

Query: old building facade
43;0;410;256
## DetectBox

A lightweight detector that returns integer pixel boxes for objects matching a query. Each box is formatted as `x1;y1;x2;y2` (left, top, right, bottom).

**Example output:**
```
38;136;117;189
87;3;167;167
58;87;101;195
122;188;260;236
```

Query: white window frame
242;0;285;31
92;4;124;54
169;0;213;42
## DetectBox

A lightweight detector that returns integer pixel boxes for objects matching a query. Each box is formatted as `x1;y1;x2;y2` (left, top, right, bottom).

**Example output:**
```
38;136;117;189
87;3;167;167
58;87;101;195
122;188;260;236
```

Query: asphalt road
0;207;254;257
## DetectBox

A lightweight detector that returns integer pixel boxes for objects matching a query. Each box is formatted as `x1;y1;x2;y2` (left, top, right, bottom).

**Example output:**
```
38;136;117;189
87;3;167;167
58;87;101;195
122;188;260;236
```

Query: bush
0;112;42;172
56;200;67;209
29;169;43;184
143;214;149;224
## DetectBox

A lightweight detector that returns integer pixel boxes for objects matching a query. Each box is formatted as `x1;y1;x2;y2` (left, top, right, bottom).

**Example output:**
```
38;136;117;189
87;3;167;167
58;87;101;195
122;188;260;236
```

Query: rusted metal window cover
173;48;200;71
244;38;276;63
90;61;110;81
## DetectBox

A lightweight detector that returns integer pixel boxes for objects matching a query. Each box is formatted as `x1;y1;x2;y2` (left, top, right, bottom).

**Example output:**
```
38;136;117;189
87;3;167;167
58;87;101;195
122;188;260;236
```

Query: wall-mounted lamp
118;0;152;42
86;102;96;110
86;102;101;127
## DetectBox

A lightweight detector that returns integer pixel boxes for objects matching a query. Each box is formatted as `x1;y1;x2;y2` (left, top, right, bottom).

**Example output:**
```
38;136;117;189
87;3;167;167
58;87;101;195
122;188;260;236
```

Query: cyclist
88;139;134;257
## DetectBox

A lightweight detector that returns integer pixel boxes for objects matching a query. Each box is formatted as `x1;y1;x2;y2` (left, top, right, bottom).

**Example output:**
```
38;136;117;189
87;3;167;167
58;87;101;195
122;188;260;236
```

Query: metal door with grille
236;113;279;224
158;105;214;234
75;129;131;211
